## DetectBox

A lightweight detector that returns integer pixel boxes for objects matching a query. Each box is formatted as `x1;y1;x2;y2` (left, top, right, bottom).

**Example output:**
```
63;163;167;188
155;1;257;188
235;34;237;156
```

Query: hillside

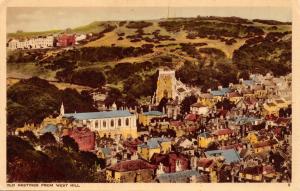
7;16;292;97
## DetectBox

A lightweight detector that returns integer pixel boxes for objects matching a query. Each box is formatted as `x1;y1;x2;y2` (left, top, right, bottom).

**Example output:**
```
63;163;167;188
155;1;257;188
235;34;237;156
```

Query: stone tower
155;69;177;104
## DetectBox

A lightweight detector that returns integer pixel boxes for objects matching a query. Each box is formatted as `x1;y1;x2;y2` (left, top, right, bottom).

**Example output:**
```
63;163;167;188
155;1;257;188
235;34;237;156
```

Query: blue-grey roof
233;116;260;125
143;111;163;116
40;124;58;134
157;170;201;183
100;147;111;157
205;149;240;164
243;80;254;86
210;88;230;97
64;110;133;120
138;137;170;149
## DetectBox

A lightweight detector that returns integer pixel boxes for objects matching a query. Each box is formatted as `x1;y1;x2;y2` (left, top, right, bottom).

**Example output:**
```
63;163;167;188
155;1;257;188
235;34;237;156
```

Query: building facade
63;110;137;139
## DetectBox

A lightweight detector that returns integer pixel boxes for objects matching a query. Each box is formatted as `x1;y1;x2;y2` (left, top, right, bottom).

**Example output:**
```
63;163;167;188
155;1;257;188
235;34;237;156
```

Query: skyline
7;7;291;33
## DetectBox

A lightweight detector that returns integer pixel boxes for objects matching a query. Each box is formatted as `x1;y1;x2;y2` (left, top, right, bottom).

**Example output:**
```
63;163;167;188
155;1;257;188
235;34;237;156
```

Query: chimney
175;160;182;172
157;163;165;175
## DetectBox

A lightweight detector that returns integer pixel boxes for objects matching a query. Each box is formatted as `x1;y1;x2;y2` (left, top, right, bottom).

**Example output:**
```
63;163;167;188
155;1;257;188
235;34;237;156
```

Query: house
106;159;156;182
198;93;215;108
190;102;209;116
204;149;241;164
97;147;113;165
150;152;189;173
156;170;208;183
137;137;172;161
239;165;263;182
209;86;230;102
138;111;165;126
7;36;54;50
166;99;181;120
57;34;76;47
226;91;243;104
75;34;87;44
212;128;234;141
252;139;278;153
198;132;214;148
262;102;280;116
62;127;95;152
196;158;217;182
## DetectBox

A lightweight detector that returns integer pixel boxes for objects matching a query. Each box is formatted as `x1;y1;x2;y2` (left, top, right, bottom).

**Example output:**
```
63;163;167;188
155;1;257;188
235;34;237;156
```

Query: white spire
60;102;65;116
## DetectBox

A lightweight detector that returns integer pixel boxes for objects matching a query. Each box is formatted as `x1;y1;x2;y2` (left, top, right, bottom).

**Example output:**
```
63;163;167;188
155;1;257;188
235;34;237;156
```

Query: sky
7;7;292;33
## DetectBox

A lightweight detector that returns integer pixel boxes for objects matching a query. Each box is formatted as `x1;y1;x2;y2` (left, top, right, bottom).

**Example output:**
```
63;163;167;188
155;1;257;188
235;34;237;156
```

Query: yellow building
198;94;216;108
137;137;171;161
213;129;233;141
262;102;280;116
252;140;278;153
246;131;259;144
106;159;156;182
198;132;214;148
155;69;177;103
138;111;164;126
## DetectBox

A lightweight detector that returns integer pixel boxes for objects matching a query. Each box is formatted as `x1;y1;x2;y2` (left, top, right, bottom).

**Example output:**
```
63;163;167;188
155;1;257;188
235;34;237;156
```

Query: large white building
7;36;54;50
63;109;138;139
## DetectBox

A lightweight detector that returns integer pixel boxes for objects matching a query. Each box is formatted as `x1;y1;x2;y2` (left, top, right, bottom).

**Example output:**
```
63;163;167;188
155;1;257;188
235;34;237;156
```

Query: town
13;67;292;183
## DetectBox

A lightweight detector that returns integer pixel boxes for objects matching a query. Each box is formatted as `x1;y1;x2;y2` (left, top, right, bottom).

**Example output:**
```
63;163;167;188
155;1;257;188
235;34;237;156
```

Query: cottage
190;102;209;116
205;149;241;164
137;137;172;161
106;159;156;182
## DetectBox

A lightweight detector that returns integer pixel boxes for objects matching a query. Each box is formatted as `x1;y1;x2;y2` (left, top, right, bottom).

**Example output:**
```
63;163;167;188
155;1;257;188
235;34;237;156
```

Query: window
103;121;106;128
126;118;129;126
111;120;114;127
95;120;98;128
118;119;122;126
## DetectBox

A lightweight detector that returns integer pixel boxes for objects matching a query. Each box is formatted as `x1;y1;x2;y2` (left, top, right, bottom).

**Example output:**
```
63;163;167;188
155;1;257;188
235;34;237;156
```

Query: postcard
0;0;299;190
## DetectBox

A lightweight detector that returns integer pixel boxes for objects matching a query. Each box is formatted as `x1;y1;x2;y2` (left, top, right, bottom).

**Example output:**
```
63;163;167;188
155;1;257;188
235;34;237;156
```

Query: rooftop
63;110;133;120
205;149;240;164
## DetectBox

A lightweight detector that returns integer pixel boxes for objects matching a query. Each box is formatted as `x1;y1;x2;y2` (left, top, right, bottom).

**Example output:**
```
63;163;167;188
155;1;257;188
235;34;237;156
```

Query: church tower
155;68;177;104
60;102;65;116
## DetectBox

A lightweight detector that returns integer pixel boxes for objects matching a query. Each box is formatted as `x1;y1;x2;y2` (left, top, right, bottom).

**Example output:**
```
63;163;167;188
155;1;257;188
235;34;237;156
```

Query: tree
39;132;56;146
19;130;38;144
180;95;197;114
62;135;79;152
216;98;235;110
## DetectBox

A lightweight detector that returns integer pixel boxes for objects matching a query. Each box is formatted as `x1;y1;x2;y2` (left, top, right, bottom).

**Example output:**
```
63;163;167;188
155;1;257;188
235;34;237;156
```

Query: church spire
60;102;65;116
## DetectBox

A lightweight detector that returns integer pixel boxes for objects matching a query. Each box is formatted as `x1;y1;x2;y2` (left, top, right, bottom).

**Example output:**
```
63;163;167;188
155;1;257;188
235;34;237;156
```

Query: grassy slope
7;18;291;91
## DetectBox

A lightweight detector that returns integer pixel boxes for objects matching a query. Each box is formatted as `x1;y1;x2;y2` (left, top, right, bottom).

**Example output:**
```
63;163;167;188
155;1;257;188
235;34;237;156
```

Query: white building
7;36;54;50
63;109;138;139
190;102;209;116
75;34;87;44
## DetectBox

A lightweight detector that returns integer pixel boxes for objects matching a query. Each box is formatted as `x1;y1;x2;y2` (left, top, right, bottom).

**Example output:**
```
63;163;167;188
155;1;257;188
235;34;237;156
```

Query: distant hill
7;16;292;95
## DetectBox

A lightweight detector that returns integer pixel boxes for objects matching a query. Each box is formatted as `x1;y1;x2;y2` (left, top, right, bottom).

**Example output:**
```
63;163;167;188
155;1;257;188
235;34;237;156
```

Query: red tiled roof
253;140;278;148
263;165;275;174
184;114;198;121
265;114;278;121
213;128;233;136
227;92;242;97
197;158;215;168
150;152;189;173
63;127;95;151
107;159;156;172
241;166;263;175
170;121;184;127
275;117;291;125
